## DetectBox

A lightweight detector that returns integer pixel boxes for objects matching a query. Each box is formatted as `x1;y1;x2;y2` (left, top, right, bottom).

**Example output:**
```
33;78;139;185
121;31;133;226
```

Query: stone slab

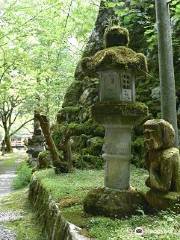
83;187;147;218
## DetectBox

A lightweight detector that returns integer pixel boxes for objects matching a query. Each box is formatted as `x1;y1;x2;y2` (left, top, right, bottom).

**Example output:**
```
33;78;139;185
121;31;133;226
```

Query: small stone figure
144;119;180;192
144;119;180;212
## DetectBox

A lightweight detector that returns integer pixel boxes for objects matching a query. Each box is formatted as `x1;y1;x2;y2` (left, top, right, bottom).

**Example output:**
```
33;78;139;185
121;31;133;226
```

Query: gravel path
0;171;16;197
0;152;25;240
0;211;23;222
0;225;16;240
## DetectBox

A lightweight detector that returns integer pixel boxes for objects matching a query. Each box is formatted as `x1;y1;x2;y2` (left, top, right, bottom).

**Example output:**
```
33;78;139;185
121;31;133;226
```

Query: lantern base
83;187;148;218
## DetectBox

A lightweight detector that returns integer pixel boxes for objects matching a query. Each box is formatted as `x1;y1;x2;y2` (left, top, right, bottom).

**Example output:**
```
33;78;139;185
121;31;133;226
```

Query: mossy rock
83;188;148;218
92;124;105;137
84;137;104;156
74;154;103;170
71;135;89;152
57;106;80;123
146;190;180;213
62;81;83;107
82;155;103;169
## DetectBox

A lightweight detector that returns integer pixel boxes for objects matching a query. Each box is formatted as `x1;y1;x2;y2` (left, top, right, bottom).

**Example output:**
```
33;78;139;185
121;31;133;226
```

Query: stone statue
144;119;180;193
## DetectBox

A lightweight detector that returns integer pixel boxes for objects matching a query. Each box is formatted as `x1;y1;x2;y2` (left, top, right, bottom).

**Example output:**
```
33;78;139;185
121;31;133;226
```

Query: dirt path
0;150;25;196
0;151;45;240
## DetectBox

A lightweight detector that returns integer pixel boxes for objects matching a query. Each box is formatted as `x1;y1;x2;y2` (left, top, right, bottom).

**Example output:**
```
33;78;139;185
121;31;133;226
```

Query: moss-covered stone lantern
99;69;135;102
82;26;149;218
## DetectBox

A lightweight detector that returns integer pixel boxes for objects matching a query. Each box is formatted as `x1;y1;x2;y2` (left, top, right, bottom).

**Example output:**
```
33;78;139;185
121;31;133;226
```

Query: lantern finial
104;26;129;48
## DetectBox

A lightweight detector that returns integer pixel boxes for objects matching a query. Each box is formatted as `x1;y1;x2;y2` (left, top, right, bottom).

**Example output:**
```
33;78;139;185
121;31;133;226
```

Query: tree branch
10;118;33;137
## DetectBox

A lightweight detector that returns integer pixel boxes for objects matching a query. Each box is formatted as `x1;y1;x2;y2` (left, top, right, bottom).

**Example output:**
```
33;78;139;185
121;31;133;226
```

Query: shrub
131;136;145;168
12;162;32;190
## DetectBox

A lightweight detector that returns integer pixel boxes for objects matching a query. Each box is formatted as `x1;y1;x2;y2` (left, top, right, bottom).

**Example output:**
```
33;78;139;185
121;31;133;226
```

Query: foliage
104;0;180;166
12;161;32;189
131;136;145;168
0;0;100;152
0;0;100;121
0;77;34;150
106;0;180;84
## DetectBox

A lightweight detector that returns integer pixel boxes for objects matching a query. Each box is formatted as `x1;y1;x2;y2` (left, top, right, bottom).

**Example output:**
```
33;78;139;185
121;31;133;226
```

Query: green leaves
0;0;100;123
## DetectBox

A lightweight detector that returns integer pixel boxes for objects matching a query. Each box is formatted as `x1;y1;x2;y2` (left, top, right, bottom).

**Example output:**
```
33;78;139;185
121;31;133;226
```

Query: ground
0;189;46;240
0;152;180;240
35;167;180;240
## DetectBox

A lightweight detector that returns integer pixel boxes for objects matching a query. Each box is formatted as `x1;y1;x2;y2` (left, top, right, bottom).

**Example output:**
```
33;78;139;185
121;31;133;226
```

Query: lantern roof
81;26;148;77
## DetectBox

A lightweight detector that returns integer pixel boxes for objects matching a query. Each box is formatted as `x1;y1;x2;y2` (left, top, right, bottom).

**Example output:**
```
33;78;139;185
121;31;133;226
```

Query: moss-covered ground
0;189;46;240
0;152;17;168
0;152;45;240
35;166;180;240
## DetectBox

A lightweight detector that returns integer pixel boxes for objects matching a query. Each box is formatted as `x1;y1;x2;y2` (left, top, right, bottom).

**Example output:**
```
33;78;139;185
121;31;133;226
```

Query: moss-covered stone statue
144;119;180;212
83;26;148;218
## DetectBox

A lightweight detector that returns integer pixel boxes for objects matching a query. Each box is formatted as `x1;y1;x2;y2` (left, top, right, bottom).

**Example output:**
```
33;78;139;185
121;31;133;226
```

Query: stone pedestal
103;125;132;190
83;103;148;218
92;103;148;190
83;188;147;218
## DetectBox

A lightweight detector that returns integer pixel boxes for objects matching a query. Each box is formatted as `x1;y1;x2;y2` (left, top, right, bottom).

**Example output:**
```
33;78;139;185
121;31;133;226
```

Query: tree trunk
3;124;13;154
35;113;69;173
4;134;13;153
155;0;179;146
59;137;73;172
1;140;5;156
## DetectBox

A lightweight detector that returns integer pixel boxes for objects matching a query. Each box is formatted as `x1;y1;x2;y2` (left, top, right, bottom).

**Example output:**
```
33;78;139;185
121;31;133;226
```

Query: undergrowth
12;162;32;190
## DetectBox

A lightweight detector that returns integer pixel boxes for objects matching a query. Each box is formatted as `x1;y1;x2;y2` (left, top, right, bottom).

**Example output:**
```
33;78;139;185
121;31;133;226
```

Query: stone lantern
82;26;148;218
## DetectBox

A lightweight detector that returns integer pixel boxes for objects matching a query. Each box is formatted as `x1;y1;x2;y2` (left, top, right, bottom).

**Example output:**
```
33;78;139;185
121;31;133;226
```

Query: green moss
0;189;45;240
57;106;80;123
62;106;80;113
83;187;147;218
62;81;83;107
104;26;130;48
37;150;51;169
92;102;148;124
81;46;147;76
146;190;180;213
131;136;145;168
92;125;105;137
71;135;88;151
51;124;62;146
85;137;104;156
54;120;104;142
0;152;19;168
62;205;88;228
12;161;32;190
33;167;180;240
52;119;105;170
78;155;103;169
